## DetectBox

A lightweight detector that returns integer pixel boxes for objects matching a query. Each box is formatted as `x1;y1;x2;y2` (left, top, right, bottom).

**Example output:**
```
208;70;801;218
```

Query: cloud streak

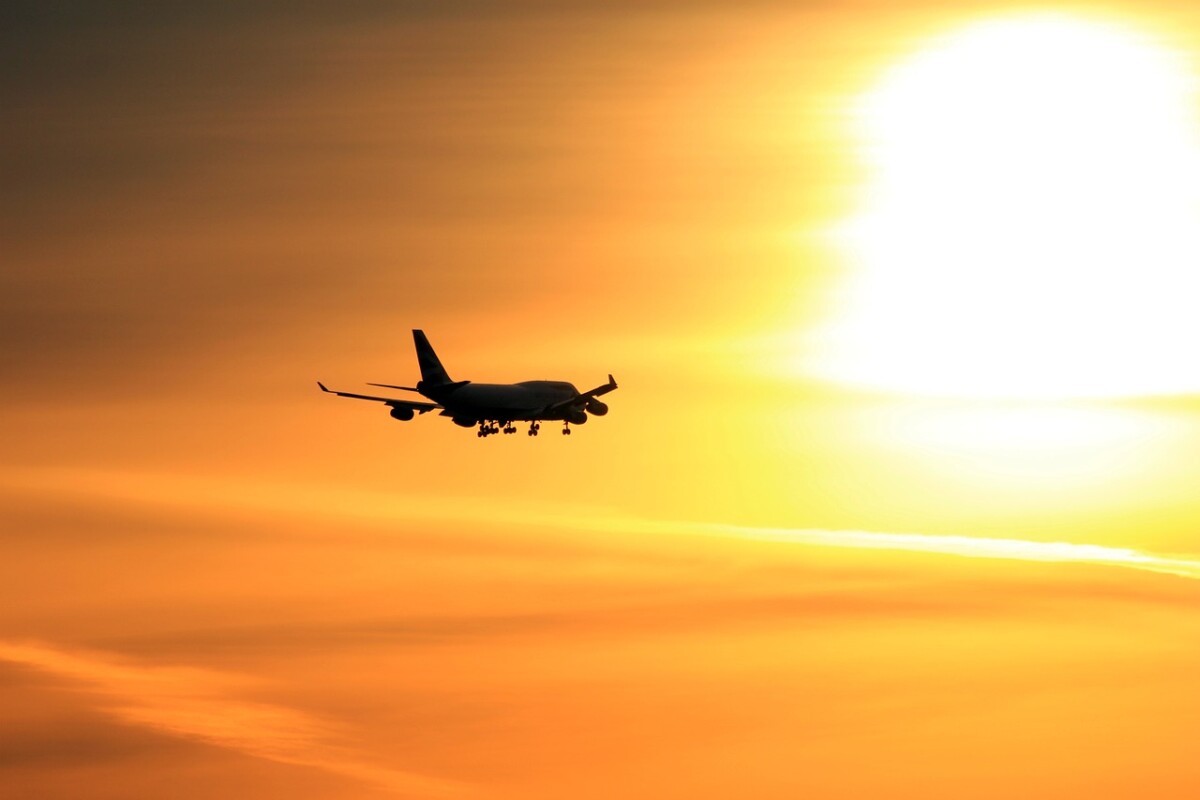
0;641;462;797
697;524;1200;580
8;465;1200;582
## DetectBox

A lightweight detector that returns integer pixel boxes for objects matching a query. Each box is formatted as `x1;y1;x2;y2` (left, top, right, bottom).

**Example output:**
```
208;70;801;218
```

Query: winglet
317;381;330;393
578;374;618;400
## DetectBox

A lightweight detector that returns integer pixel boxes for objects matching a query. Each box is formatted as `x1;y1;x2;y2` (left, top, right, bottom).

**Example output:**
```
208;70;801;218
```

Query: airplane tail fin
413;329;454;386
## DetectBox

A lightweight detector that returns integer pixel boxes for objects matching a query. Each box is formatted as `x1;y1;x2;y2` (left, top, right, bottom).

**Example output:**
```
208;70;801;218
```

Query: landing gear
527;422;541;437
475;420;521;438
562;422;571;436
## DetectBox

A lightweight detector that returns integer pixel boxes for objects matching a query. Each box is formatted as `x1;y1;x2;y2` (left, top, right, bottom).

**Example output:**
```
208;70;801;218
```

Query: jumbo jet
318;330;617;437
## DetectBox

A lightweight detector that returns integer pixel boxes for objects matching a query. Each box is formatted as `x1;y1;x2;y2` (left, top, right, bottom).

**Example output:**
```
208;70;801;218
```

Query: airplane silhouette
318;330;617;437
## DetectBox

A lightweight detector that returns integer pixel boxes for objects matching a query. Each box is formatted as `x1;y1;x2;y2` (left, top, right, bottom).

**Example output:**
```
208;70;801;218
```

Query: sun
813;14;1200;399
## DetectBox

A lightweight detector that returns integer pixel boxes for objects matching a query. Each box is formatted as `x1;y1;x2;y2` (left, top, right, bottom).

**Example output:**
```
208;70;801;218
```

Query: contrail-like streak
8;466;1200;579
688;524;1200;580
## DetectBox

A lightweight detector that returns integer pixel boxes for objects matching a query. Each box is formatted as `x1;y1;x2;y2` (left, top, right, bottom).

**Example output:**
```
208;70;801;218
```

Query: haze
5;2;1200;798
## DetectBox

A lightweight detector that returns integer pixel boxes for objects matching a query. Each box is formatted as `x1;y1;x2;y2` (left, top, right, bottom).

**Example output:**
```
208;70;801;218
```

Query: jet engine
585;399;609;416
389;406;415;421
567;409;588;425
452;416;476;428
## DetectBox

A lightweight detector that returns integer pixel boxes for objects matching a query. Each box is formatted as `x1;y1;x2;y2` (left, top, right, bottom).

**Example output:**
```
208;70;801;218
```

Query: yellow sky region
812;13;1200;399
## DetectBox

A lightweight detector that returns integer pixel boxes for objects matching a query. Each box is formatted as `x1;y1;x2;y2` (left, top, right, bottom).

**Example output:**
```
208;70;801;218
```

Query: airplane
318;330;617;437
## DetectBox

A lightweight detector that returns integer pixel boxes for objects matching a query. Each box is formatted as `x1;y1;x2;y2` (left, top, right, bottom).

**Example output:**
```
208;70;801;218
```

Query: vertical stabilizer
413;330;453;386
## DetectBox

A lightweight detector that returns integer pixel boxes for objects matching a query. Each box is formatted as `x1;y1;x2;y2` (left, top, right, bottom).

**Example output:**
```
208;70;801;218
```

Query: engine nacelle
585;399;609;416
567;409;588;425
389;406;415;422
452;416;476;428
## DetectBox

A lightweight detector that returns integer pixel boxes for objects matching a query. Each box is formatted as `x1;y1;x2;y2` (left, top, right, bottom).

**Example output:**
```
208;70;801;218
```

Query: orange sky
5;1;1200;798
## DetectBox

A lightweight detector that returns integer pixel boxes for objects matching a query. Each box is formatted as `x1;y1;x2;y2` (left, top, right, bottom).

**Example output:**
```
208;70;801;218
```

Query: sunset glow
6;4;1200;799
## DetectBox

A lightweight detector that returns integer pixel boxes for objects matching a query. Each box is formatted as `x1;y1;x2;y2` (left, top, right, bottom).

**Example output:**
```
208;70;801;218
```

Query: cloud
9;464;1200;583
0;641;462;797
695;524;1200;581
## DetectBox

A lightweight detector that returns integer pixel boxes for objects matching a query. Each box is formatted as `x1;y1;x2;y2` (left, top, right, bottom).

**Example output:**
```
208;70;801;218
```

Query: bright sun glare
816;14;1200;398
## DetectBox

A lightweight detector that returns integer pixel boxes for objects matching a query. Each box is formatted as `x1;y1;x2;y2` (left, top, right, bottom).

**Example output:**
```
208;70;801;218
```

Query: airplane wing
543;374;618;415
316;382;441;413
586;374;619;399
366;382;421;392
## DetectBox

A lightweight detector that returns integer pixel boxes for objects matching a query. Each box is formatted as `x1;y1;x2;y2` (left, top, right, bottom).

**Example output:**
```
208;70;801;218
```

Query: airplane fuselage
431;381;583;423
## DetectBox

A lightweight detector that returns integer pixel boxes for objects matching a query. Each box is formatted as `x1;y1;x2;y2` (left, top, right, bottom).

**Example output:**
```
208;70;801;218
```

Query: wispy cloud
0;641;462;797
694;524;1200;580
9;465;1200;583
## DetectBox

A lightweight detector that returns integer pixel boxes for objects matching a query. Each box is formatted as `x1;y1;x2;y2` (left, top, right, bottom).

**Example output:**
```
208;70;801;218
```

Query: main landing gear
527;422;541;437
478;421;518;437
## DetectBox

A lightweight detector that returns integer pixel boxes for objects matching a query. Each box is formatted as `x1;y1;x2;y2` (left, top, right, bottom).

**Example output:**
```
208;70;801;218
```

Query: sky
5;1;1200;797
